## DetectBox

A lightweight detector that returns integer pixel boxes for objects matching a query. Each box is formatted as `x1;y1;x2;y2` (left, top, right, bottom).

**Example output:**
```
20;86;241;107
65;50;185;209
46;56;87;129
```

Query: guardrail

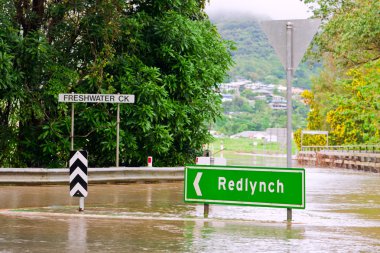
301;145;380;153
297;149;380;172
0;167;184;185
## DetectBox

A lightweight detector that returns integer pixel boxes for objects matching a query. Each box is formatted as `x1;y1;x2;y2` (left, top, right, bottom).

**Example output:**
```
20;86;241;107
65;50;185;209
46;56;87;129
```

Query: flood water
1;164;380;252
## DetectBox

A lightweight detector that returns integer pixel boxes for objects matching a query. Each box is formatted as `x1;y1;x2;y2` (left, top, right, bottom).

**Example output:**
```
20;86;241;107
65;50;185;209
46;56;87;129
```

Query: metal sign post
261;19;321;221
204;152;213;218
116;94;121;167
71;93;75;151
286;22;294;221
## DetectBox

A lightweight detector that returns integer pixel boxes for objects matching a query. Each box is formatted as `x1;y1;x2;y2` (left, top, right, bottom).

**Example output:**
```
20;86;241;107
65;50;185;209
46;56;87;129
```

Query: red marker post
147;156;153;167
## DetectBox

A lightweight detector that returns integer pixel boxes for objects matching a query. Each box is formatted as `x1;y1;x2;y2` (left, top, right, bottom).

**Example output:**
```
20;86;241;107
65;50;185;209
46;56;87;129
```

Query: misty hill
210;14;318;89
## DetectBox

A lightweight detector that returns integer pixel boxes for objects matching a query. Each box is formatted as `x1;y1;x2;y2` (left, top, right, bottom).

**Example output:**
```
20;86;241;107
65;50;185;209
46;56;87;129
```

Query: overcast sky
205;0;313;20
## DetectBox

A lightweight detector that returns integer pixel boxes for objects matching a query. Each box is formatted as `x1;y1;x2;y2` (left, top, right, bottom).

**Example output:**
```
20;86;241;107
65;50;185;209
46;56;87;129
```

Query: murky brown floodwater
1;163;380;252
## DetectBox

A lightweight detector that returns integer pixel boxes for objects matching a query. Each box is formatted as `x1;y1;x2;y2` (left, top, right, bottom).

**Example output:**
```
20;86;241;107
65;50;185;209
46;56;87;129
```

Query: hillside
210;13;319;89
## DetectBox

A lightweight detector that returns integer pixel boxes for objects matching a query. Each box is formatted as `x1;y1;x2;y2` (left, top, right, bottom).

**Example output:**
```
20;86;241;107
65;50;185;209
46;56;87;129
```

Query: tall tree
304;0;380;68
297;0;380;146
0;0;233;167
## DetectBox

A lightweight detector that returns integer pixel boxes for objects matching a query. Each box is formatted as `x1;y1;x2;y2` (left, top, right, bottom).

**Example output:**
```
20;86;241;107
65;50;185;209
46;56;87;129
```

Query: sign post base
204;204;209;218
79;197;85;212
287;208;292;221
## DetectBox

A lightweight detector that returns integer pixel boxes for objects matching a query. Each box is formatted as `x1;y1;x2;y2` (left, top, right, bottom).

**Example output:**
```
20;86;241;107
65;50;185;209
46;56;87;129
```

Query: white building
269;95;287;110
230;131;278;142
221;94;233;102
230;128;287;144
220;80;252;93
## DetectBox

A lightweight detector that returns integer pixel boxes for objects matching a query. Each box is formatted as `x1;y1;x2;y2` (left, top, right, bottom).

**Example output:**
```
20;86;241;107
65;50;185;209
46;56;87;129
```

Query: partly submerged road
0;167;380;252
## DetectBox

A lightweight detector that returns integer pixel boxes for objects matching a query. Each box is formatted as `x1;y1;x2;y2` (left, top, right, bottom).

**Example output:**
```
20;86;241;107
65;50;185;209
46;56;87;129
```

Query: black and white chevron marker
69;150;88;197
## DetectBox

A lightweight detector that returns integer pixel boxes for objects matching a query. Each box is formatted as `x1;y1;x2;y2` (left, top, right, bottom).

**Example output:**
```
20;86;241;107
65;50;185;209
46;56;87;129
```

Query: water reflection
185;220;304;252
67;217;88;253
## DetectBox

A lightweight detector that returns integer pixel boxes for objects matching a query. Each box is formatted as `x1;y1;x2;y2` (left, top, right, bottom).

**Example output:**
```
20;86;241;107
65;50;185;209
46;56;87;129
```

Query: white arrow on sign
193;172;203;196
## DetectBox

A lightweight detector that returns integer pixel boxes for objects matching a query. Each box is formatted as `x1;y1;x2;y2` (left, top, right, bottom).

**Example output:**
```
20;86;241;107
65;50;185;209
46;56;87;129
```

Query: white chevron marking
70;183;88;197
193;172;203;196
69;151;88;167
70;167;88;183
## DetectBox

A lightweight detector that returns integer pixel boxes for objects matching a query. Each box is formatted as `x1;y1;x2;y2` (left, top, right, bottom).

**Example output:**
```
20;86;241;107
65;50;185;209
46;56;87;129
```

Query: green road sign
184;165;305;209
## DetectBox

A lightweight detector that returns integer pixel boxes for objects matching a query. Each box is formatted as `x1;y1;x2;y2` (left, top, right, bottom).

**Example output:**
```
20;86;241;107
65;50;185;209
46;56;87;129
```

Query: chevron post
69;150;88;198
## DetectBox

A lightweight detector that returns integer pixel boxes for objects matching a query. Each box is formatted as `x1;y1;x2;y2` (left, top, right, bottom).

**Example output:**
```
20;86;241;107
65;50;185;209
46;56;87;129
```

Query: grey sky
205;0;312;20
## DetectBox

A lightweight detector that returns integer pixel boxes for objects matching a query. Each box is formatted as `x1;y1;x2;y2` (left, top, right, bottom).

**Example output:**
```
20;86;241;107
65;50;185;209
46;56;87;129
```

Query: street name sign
59;93;135;104
69;150;88;197
184;165;305;209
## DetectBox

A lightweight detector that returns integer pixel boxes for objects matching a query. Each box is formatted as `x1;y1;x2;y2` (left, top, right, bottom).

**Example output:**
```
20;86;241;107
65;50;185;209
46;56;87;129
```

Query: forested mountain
210;13;319;89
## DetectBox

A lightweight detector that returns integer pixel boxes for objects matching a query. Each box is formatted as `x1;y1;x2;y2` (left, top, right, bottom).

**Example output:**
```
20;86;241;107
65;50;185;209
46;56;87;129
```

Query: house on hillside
221;94;233;102
253;89;272;101
269;95;287;110
220;80;252;93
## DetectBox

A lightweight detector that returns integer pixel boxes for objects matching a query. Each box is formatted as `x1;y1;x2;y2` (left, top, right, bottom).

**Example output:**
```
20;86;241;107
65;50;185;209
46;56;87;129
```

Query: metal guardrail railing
0;167;184;185
301;145;380;153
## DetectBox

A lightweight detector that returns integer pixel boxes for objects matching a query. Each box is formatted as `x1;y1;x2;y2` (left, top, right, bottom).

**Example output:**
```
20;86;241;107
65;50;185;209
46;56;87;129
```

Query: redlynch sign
184;165;305;209
58;93;135;104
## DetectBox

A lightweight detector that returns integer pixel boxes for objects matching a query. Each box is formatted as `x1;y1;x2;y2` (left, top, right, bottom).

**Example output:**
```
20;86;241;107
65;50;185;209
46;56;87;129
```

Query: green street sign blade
184;165;305;209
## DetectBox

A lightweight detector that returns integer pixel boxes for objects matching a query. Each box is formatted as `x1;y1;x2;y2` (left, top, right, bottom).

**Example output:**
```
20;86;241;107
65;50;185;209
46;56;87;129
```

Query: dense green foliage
295;0;380;148
210;14;320;88
0;0;233;167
